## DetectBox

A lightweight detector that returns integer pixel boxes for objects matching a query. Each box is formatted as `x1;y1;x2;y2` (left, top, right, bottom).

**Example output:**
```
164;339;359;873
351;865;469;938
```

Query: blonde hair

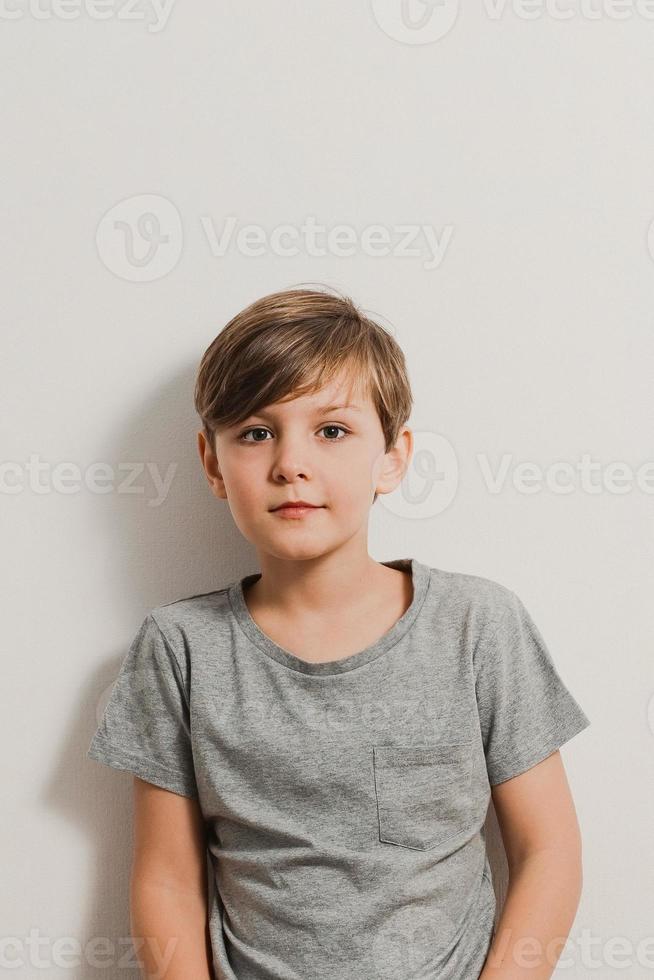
194;286;413;502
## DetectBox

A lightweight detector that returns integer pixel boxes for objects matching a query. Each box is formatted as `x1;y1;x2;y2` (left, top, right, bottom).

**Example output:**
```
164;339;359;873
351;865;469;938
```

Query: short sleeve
86;612;198;799
474;590;590;786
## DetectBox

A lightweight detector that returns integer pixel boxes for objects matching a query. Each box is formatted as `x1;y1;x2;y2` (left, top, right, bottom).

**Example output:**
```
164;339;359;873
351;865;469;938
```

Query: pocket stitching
373;742;474;850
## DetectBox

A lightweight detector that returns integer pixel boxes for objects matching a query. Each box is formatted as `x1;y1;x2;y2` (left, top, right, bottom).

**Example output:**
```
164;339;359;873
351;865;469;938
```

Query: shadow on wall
51;361;256;980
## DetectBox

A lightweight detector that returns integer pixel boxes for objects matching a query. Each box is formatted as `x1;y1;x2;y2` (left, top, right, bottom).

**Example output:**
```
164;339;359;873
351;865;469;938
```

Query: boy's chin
256;535;356;564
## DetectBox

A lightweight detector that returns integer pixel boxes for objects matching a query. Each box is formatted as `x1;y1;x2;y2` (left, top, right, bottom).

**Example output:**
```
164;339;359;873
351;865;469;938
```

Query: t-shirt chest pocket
372;740;475;851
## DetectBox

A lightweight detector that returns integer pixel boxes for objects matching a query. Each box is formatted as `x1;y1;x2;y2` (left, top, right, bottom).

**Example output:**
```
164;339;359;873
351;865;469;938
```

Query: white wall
2;1;652;976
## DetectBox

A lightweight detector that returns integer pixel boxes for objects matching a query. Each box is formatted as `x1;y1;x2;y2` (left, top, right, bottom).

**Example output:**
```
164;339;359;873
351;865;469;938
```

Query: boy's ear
197;430;228;500
374;426;413;498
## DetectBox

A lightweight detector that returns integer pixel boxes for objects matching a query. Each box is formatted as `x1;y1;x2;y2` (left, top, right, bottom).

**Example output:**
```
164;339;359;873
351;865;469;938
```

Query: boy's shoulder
426;563;520;631
148;585;233;639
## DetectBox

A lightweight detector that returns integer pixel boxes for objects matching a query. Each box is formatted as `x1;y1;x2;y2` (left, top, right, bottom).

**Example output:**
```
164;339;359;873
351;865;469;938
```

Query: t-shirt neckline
227;557;431;675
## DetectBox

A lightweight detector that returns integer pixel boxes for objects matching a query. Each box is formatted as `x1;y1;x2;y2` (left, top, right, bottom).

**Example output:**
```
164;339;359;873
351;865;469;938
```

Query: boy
87;286;591;979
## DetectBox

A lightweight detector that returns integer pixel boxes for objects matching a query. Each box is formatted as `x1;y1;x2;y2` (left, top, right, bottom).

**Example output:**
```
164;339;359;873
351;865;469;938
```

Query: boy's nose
271;445;312;483
272;459;311;482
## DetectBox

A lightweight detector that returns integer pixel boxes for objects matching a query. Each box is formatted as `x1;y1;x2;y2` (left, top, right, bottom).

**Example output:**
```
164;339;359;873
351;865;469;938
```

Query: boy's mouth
271;501;324;512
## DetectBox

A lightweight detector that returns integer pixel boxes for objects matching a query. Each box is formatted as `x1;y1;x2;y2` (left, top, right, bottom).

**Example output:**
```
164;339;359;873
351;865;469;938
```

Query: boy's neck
242;556;414;665
246;549;405;618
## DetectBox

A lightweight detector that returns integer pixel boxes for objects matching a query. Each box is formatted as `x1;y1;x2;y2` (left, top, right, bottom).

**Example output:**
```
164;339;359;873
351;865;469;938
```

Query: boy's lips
271;500;322;511
271;501;325;514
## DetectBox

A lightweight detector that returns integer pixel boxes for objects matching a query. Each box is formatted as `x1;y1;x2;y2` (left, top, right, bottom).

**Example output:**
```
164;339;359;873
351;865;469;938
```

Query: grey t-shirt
87;557;591;980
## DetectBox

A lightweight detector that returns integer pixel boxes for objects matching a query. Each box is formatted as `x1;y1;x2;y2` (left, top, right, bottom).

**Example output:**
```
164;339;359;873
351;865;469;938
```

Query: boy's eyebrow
314;403;363;413
250;402;363;420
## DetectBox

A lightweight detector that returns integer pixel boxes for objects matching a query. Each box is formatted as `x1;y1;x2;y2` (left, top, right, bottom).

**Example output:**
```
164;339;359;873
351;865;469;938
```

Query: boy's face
198;373;412;562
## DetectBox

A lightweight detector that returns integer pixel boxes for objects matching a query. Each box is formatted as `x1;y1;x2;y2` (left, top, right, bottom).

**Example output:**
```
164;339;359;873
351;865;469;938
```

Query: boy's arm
129;777;215;980
478;750;584;979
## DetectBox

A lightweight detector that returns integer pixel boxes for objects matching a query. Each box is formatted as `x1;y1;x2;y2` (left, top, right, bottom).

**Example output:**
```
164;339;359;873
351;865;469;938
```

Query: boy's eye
240;427;271;443
239;425;349;443
320;425;348;440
